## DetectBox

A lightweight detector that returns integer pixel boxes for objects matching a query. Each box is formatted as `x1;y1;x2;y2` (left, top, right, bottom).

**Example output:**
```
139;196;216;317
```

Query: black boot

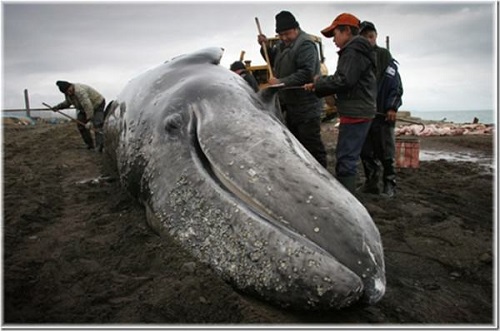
95;131;104;153
382;178;396;198
381;159;396;198
360;160;381;194
78;126;94;150
337;175;357;194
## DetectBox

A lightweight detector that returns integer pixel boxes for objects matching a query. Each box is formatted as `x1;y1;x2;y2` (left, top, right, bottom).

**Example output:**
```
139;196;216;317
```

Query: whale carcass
103;47;386;309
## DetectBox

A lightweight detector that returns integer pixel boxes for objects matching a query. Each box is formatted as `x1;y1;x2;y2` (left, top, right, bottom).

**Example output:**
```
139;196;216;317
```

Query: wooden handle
43;102;100;133
255;17;275;80
255;17;264;35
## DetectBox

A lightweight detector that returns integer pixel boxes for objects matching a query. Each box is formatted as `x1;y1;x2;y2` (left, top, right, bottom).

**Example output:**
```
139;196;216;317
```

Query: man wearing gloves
304;13;376;193
53;81;105;152
257;10;327;168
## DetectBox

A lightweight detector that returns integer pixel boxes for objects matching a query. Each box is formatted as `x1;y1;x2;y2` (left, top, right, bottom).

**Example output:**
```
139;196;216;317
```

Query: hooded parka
314;35;377;119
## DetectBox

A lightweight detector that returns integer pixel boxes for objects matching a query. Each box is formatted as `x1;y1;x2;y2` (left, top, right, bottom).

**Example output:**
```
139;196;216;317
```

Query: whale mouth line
189;113;279;224
188;111;337;259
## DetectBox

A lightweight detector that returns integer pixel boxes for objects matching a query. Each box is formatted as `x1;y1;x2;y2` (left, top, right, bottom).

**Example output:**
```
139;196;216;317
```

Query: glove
85;121;93;130
257;34;267;45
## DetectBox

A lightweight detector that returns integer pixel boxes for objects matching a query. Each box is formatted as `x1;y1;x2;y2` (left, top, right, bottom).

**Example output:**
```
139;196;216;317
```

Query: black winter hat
360;21;377;34
275;11;299;33
56;80;71;93
230;61;246;71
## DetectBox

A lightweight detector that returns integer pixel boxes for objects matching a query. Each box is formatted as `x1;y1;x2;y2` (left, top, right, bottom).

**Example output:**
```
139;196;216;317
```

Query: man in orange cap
304;13;376;193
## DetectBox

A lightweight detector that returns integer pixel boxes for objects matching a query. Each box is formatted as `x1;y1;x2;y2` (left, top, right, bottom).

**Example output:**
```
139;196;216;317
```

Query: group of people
54;9;403;198
251;10;403;198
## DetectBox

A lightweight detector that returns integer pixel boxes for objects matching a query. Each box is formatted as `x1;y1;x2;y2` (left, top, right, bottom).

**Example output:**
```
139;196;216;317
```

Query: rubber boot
78;126;94;150
381;159;396;198
382;179;396;198
337;175;357;195
360;160;381;194
95;131;104;153
93;111;105;153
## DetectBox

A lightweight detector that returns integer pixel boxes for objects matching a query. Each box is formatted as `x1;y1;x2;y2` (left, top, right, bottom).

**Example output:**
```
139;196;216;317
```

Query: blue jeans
336;121;372;177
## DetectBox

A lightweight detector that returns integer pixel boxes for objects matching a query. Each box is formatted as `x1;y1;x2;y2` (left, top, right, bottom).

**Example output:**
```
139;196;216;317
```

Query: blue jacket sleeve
380;62;403;111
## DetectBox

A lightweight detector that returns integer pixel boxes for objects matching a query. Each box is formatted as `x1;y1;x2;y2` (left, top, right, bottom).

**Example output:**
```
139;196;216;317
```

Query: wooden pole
24;89;31;118
42;102;101;133
255;17;275;80
386;36;390;51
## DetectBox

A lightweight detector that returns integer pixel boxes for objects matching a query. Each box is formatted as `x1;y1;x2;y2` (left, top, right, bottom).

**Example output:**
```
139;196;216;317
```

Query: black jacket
240;71;259;92
262;30;321;109
314;36;376;119
373;45;392;83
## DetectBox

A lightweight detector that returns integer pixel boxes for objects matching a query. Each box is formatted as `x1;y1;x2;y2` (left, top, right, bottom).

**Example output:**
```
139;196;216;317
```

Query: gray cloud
1;1;496;112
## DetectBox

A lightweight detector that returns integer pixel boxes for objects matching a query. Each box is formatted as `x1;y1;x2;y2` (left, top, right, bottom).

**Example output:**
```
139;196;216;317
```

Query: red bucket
396;136;420;168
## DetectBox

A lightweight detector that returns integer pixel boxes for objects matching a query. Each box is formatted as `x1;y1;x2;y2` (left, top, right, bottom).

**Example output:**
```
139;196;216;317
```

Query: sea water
410;109;494;124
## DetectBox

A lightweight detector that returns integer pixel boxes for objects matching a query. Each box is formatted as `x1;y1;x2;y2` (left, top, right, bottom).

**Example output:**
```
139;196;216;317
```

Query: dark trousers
285;112;327;168
361;117;396;183
336;121;372;177
76;100;105;149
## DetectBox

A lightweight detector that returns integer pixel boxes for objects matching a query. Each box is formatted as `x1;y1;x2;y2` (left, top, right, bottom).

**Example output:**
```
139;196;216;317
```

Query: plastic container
395;136;420;168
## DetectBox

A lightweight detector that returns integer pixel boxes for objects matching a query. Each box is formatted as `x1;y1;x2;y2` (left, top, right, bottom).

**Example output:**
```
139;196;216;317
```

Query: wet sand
2;121;495;325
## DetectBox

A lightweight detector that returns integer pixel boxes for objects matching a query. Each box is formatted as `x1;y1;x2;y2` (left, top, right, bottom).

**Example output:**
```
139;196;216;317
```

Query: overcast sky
1;1;497;113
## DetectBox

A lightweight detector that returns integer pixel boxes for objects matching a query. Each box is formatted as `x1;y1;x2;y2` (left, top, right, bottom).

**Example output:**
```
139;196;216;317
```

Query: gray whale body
104;47;386;309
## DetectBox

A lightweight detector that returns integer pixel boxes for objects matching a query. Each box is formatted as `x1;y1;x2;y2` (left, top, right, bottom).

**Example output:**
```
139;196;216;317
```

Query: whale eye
163;113;183;136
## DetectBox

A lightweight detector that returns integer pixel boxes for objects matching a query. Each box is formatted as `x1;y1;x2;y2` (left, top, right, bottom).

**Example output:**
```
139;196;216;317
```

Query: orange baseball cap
321;13;360;38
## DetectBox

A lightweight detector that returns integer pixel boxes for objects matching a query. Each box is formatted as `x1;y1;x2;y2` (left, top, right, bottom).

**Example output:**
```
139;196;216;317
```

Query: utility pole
24;89;31;118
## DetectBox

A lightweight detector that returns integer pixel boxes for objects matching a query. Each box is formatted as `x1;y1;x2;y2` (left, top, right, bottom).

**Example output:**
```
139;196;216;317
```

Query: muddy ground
2;121;496;327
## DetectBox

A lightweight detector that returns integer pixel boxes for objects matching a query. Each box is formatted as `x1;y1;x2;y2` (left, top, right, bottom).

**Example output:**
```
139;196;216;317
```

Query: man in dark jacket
230;61;259;92
304;13;376;193
257;10;327;168
359;21;403;197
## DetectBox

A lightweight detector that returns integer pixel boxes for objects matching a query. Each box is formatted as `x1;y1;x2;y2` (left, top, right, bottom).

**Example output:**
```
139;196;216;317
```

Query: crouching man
53;80;105;152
